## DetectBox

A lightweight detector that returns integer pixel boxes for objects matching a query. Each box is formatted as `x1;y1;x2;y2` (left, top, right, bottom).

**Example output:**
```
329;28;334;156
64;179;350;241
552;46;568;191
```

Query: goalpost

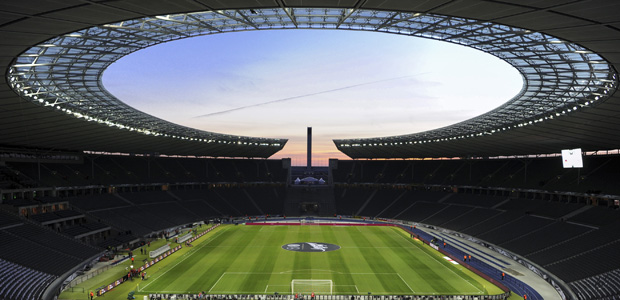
291;279;333;295
299;219;316;225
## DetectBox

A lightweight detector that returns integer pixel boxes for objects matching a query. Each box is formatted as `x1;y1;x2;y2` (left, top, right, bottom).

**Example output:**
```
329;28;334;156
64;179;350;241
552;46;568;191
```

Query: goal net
291;279;333;294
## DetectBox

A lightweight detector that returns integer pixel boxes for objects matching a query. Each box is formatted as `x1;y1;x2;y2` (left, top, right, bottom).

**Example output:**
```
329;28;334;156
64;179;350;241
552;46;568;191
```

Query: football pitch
134;225;502;296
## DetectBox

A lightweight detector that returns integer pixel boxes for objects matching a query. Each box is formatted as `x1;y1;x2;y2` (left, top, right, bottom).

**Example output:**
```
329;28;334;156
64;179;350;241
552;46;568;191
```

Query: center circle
282;242;340;252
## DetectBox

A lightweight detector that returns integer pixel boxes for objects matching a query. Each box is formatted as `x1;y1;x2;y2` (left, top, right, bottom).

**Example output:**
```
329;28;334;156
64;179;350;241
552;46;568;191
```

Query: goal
299;219;316;225
291;279;333;294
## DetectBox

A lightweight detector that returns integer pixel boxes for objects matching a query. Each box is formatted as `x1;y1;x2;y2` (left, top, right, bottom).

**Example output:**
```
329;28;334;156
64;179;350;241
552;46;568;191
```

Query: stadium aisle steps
437;233;510;268
354;189;378;216
374;190;407;218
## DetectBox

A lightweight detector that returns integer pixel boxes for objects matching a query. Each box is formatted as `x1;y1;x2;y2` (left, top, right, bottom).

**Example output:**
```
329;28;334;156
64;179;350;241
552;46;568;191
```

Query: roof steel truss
5;8;618;158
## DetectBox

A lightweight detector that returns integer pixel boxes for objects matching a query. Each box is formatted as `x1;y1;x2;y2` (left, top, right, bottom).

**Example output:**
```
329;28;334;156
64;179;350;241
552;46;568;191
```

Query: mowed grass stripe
269;226;306;292
374;227;458;294
308;225;334;276
374;229;433;291
146;226;232;292
324;226;356;292
237;226;287;292
201;226;263;292
293;227;313;280
142;225;502;296
389;227;486;294
216;226;272;292
335;226;386;293
349;227;411;293
184;226;260;292
332;227;389;293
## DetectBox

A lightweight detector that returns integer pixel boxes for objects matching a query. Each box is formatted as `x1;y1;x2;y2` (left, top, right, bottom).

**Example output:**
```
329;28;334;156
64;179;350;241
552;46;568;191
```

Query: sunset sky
103;29;523;166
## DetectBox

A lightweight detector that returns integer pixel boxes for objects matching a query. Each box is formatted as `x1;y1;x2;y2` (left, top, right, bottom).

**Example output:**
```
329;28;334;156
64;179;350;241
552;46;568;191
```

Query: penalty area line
397;273;415;293
209;273;226;293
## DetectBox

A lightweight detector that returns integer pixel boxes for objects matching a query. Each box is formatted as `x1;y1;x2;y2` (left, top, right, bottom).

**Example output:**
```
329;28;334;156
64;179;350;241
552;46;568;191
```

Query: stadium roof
1;0;619;159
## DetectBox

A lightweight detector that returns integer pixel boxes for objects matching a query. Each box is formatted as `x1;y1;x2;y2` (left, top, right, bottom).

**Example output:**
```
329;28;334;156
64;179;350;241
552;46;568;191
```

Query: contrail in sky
193;74;425;118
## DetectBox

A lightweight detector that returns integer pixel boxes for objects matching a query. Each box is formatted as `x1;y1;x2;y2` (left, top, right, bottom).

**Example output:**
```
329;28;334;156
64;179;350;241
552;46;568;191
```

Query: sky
103;29;523;166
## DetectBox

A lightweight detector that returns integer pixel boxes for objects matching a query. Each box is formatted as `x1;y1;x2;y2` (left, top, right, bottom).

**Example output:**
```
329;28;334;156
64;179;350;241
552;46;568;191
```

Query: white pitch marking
395;231;484;294
397;273;415;293
208;273;227;293
139;226;229;291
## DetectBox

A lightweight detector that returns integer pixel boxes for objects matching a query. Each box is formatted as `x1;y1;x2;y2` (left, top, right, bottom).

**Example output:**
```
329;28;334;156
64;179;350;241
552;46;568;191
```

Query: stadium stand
54;185;286;237
476;215;555;245
397;201;453;221
331;180;620;288
0;211;22;228
439;207;503;232
419;204;475;226
0;221;100;276
242;186;286;216
567;206;620;227
373;190;426;218
1;155;620;299
443;193;507;208
1;155;620;300
3;156;618;296
62;222;110;238
500;221;593;256
166;189;222;218
29;210;84;224
66;194;130;212
334;186;373;215
570;269;620;300
119;191;177;204
357;188;405;217
5;157;287;187
0;258;56;300
334;156;620;195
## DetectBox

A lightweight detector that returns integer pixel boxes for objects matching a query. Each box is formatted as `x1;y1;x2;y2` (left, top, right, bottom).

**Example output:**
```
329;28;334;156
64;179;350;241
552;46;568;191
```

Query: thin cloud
193;75;425;118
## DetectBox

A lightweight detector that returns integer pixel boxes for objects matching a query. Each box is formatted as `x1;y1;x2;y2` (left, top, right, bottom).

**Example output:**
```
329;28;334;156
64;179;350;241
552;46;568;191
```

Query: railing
147;293;510;300
64;264;117;289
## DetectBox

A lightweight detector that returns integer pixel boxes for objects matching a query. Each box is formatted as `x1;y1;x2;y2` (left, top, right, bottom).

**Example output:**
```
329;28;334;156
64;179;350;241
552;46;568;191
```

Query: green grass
60;225;505;299
141;225;500;295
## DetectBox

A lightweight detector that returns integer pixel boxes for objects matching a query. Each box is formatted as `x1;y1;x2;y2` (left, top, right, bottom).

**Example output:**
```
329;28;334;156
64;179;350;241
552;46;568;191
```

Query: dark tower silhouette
307;127;312;170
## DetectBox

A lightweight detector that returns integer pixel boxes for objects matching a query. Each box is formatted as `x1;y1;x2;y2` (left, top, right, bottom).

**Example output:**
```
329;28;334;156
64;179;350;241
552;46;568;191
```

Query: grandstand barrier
64;264;115;289
149;244;171;259
246;222;391;226
148;293;510;300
